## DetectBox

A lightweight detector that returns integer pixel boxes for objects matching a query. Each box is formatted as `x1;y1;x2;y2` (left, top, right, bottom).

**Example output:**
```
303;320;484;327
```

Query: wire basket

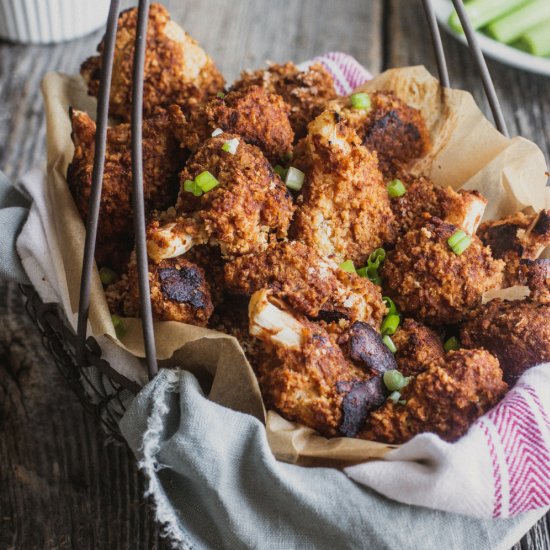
20;0;509;441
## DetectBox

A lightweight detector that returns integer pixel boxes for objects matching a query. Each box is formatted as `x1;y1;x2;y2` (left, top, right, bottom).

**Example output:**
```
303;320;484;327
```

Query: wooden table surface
1;1;549;548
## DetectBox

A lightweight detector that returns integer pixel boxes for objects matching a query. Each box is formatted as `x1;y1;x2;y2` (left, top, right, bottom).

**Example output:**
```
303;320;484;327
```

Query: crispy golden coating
81;4;224;121
147;133;295;261
460;299;550;385
477;210;550;286
358;349;507;443
291;110;398;265
329;91;430;177
390;174;487;235
180;86;294;163
249;290;388;437
519;259;550;303
223;240;386;328
105;254;213;325
392;318;445;376
67;108;183;270
382;217;504;325
232;62;337;139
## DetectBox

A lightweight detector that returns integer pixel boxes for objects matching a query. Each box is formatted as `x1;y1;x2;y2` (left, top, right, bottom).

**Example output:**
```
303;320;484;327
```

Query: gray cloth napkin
120;369;546;550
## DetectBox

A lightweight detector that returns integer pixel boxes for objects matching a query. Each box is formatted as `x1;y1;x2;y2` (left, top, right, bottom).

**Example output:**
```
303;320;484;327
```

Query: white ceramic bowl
0;0;110;44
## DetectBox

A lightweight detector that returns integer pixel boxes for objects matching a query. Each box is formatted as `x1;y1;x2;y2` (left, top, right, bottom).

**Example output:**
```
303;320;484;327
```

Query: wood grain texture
0;0;547;548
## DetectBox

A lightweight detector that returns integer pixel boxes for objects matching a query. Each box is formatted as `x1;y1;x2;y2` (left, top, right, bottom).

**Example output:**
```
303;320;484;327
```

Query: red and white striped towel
315;52;550;519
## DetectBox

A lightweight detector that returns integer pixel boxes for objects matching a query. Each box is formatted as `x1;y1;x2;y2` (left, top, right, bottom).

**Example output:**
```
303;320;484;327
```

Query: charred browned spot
159;266;208;309
337;377;387;437
532;210;550;237
481;223;522;258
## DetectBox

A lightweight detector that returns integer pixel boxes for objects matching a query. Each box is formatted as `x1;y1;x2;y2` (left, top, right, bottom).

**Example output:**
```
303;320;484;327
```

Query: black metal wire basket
20;0;509;441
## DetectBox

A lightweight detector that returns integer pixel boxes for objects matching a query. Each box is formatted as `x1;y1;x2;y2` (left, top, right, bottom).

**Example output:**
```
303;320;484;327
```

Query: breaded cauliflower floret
358;349;507;443
329;91;430;176
231;61;337;139
460;298;550;385
391;318;445;376
81;4;224;121
390;174;487;235
106;254;213;325
477;209;550;286
224;240;386;329
179;86;294;163
382;217;504;325
67;108;183;270
147;134;294;261
249;290;391;437
291;110;398;265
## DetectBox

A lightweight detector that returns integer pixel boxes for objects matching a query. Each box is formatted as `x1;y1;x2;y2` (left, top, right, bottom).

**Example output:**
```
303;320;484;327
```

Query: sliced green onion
381;314;400;336
398;399;407;406
387;178;406;198
350;92;371;111
383;369;409;392
383;296;398;315
448;0;529;34
274;164;288;179
216;91;225;99
111;315;126;339
339;260;356;274
368;248;386;269
516;18;550;57
448;230;472;255
184;179;203;197
195;171;220;193
444;336;461;352
285;167;305;191
99;266;118;286
221;138;240;155
211;127;223;137
388;391;401;404
382;335;397;353
356;266;367;277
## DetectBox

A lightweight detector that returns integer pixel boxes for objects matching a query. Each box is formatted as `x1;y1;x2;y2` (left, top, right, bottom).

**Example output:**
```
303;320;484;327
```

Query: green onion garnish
99;266;118;286
448;230;472;255
444;336;461;352
274;165;288;179
184;179;203;197
357;248;386;284
382;334;397;353
221;138;240;155
111;315;126;339
195;171;220;193
216;91;225;98
285;167;305;191
339;260;356;274
368;248;386;268
383;369;409;392
383;296;398;316
387;178;406;198
350;92;371;111
388;391;401;404
381;313;400;336
211;127;223;137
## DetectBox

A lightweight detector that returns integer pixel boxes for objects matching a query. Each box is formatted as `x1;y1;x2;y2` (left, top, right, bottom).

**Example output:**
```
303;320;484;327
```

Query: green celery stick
516;18;550;56
487;0;550;44
448;0;531;33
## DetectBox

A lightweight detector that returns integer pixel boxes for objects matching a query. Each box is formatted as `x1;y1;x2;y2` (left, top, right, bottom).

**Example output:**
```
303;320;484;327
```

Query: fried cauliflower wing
106;253;213;325
179;86;294;163
329;91;430;177
231;61;337;139
390;174;487;235
224;240;386;329
391;318;445;376
519;258;550;304
358;349;507;443
249;290;394;437
81;4;224;121
147;133;294;261
477;209;550;286
460;298;550;385
291;110;398;265
68;108;183;270
382;216;504;325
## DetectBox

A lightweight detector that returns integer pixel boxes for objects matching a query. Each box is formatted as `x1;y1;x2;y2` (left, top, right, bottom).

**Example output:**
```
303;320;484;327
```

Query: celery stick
486;0;550;44
448;0;531;34
516;18;550;57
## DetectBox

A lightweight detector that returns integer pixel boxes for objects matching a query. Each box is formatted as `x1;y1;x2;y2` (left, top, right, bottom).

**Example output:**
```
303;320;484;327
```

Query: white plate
432;0;550;77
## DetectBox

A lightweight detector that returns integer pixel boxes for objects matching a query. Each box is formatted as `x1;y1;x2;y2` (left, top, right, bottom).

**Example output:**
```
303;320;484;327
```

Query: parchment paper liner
41;65;549;465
